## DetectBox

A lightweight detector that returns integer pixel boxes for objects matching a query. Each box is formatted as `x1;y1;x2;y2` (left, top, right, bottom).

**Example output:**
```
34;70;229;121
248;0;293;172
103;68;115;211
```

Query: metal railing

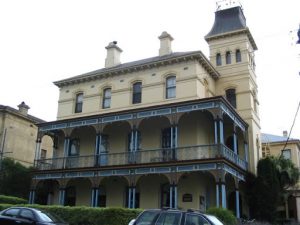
35;144;248;171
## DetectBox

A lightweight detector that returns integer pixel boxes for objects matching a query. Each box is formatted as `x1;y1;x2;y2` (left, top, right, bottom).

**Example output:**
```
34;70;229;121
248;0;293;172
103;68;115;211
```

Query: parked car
129;208;224;225
0;207;68;225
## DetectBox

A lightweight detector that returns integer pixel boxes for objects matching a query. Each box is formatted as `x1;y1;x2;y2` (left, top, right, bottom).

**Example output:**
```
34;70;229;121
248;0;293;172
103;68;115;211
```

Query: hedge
0;195;27;204
0;204;141;225
207;207;237;225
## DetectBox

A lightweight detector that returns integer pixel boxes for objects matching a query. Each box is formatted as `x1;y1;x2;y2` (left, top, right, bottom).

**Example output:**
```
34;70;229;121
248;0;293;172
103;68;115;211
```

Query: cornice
54;52;220;88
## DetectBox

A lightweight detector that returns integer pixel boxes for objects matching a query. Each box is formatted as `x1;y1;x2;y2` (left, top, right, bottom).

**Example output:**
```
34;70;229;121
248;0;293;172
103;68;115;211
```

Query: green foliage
0;204;142;225
245;156;300;223
207;207;237;225
0;158;33;199
0;195;27;204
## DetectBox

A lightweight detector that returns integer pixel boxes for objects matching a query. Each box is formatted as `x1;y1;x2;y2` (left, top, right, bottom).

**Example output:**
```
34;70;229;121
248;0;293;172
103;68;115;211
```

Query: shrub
0;195;27;204
0;204;141;225
207;207;237;225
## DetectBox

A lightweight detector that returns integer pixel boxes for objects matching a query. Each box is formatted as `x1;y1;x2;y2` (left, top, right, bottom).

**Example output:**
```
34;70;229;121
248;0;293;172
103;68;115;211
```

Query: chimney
18;101;30;115
105;41;122;68
158;31;174;56
283;130;288;138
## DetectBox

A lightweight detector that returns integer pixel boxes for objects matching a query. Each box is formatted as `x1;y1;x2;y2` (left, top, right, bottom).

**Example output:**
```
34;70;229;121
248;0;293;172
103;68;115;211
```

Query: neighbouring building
262;132;300;222
31;4;261;218
0;102;53;167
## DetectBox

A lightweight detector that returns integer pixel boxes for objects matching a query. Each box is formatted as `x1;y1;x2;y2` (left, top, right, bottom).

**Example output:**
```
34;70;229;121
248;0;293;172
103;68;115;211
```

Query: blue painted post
128;187;132;208
244;141;249;162
91;188;95;207
216;183;219;207
169;185;173;208
221;184;227;209
233;128;238;154
174;185;178;209
132;187;136;209
95;188;99;207
214;120;218;144
236;190;240;218
58;188;65;206
63;137;70;168
219;119;224;144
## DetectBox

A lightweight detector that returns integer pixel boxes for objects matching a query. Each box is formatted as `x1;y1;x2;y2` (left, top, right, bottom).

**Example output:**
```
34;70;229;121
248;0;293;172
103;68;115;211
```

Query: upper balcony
36;144;247;171
34;97;249;175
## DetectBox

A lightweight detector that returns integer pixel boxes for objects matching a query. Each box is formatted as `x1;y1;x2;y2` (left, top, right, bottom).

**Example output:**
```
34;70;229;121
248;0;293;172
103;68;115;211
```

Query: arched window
216;53;222;66
226;88;236;108
132;82;142;104
102;88;111;109
226;51;231;64
235;49;242;62
75;93;83;113
166;76;176;99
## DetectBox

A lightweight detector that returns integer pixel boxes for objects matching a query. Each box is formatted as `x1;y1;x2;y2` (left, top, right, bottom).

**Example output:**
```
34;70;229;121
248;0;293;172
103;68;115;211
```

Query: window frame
235;49;242;62
74;92;83;113
282;149;291;160
102;88;112;109
226;51;231;64
216;53;222;66
166;76;176;99
225;88;237;109
132;82;142;104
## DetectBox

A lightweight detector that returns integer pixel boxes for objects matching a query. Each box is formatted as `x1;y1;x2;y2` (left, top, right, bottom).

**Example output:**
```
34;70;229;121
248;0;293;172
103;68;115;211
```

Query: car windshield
136;210;160;225
36;210;65;223
204;215;223;225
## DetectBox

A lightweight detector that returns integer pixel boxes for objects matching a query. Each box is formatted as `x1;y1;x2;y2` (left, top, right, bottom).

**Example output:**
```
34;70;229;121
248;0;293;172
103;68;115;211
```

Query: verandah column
91;186;100;207
94;133;101;165
233;125;238;154
235;188;240;218
58;188;66;206
216;182;220;207
28;189;36;204
221;182;227;209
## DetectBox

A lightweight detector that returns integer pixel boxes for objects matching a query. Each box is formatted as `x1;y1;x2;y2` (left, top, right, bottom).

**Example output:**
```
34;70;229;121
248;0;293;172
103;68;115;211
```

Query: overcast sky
0;0;299;138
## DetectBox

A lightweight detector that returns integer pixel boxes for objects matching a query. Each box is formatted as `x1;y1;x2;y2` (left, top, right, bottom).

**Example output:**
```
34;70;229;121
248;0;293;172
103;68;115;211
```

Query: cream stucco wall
56;61;207;120
0;111;53;167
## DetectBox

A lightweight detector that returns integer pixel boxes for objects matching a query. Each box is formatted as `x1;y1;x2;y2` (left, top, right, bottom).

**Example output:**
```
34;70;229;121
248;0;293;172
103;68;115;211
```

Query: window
75;93;83;113
128;131;141;151
3;208;20;217
156;212;181;225
69;138;80;156
166;76;176;99
102;88;111;109
185;213;210;225
282;149;291;159
41;149;47;160
132;82;142;104
20;209;35;221
216;53;222;66
135;210;160;225
236;49;242;62
226;51;231;64
226;88;237;108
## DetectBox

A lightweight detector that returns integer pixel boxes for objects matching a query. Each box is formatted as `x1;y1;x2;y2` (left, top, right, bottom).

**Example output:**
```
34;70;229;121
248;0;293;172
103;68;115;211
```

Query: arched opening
178;172;216;210
100;176;129;207
35;179;59;205
65;178;92;206
136;174;170;209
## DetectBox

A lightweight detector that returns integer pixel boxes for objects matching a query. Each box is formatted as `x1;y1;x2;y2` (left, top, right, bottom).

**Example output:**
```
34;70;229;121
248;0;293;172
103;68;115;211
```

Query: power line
282;101;300;151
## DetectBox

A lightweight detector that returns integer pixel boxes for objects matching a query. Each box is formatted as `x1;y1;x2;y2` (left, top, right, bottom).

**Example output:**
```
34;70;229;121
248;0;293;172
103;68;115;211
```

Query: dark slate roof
261;133;299;144
0;104;45;124
54;51;220;87
205;6;257;50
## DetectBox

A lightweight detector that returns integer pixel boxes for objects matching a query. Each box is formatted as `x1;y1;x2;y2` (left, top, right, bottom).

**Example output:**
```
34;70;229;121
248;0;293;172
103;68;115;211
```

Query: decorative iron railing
35;144;248;171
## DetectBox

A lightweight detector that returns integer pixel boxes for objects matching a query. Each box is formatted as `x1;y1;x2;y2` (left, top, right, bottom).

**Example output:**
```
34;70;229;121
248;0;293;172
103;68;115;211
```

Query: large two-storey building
30;5;261;218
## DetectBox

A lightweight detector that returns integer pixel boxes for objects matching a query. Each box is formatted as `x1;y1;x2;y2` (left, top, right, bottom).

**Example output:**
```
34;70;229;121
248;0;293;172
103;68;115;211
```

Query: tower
205;5;261;173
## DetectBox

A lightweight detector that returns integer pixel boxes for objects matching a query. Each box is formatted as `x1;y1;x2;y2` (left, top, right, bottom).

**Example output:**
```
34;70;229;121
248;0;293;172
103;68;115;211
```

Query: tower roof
205;6;257;50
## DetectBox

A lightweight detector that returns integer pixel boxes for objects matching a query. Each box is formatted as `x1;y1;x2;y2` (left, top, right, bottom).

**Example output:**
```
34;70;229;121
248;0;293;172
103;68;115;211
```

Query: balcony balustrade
35;144;247;171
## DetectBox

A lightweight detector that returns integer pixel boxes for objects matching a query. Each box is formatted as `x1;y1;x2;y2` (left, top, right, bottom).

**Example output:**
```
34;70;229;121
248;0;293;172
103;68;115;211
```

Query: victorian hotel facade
31;5;261;218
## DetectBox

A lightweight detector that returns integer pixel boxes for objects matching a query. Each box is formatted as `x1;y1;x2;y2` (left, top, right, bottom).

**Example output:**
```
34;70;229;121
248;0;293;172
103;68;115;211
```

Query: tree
245;156;299;223
0;158;33;199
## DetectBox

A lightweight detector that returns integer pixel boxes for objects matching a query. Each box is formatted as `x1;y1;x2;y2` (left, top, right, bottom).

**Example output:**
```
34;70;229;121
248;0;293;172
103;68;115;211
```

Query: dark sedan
0;207;68;225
